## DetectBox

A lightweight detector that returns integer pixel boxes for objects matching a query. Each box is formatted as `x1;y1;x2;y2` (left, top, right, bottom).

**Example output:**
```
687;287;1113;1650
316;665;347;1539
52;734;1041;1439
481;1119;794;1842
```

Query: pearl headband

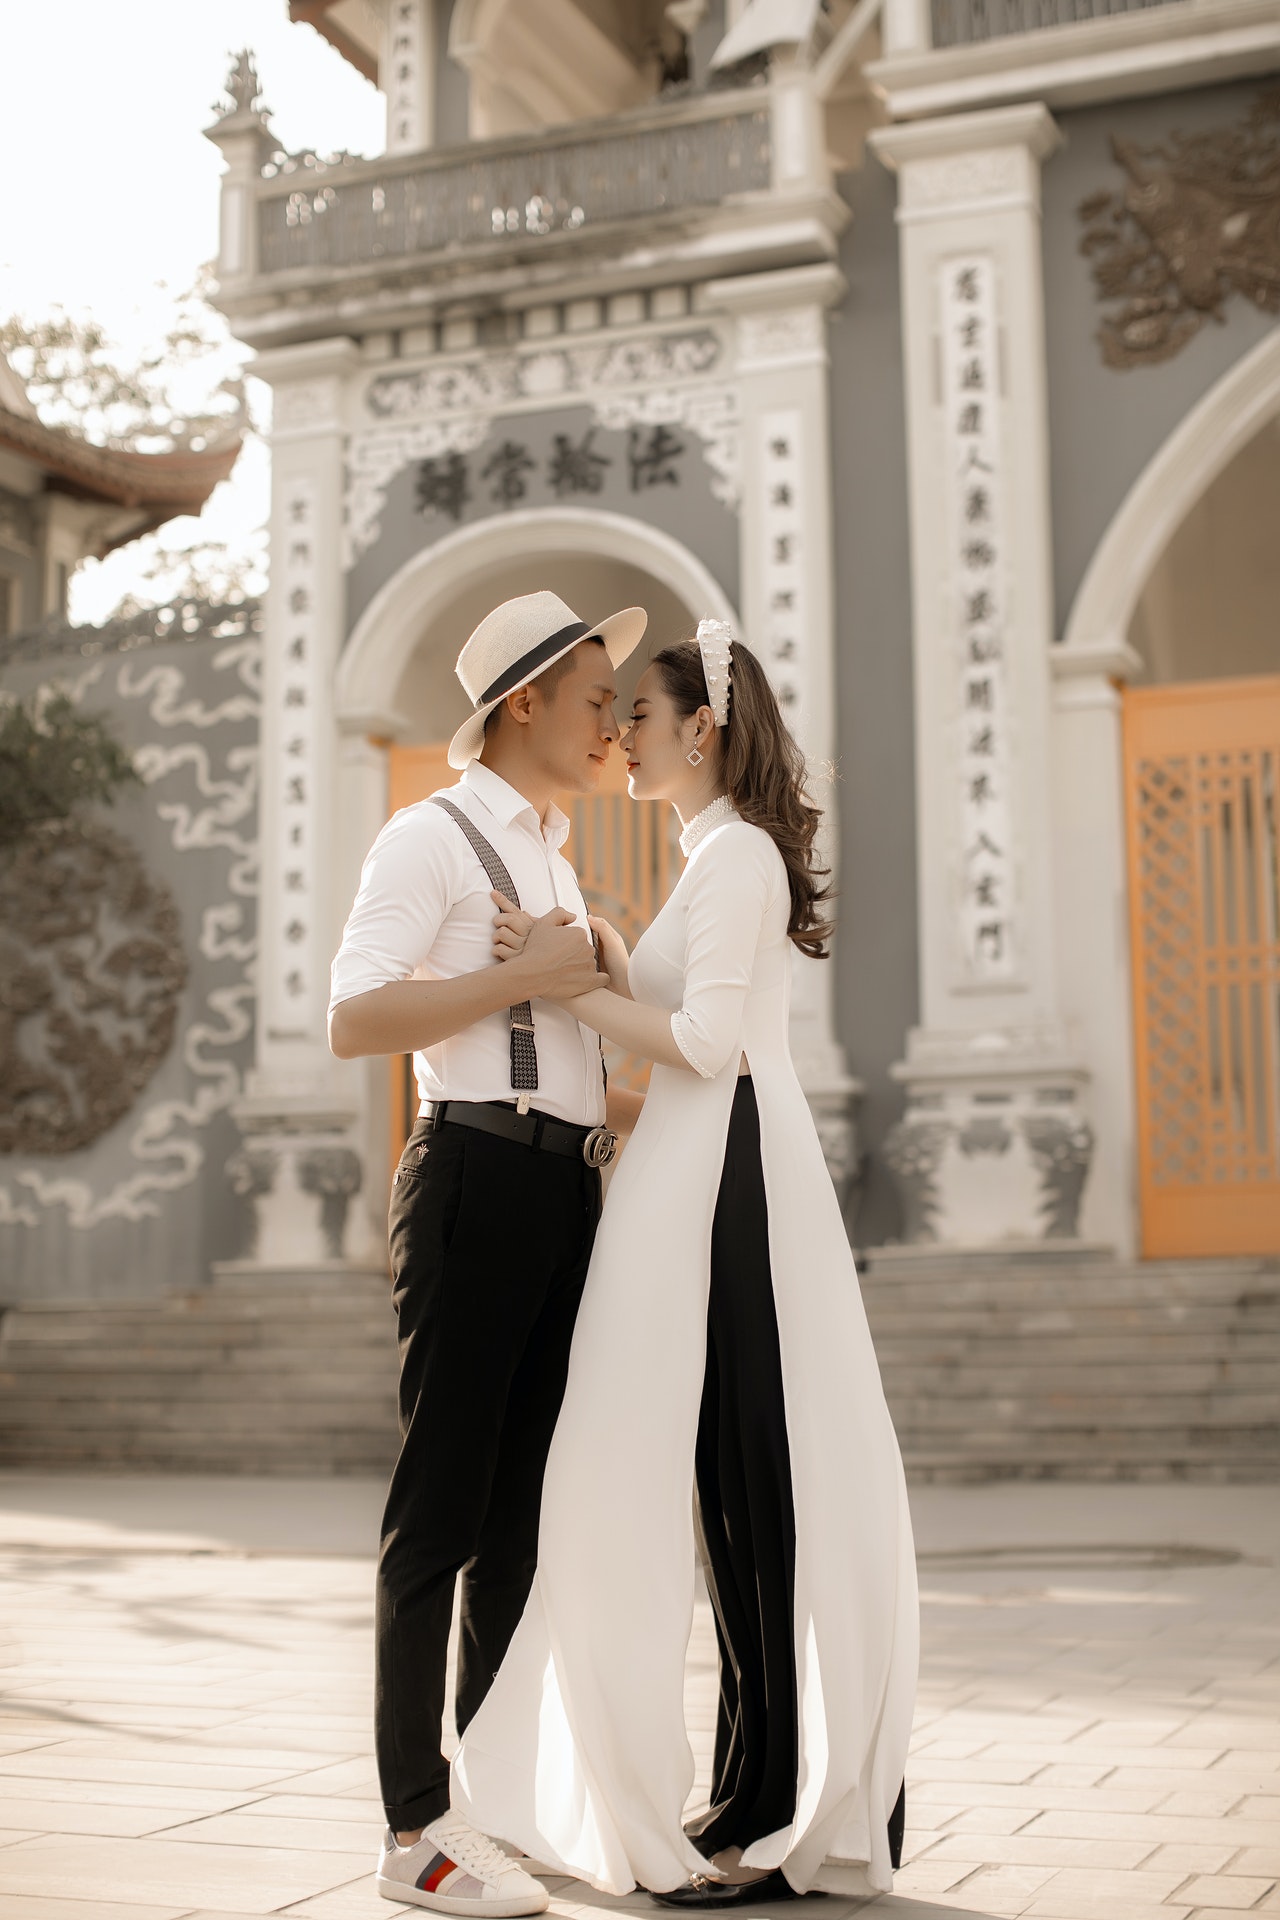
696;617;734;727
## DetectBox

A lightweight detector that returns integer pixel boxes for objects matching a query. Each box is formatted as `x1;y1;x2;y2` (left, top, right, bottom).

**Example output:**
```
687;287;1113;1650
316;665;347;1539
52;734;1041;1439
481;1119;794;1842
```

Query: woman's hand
490;892;607;1001
587;915;633;1000
491;890;534;961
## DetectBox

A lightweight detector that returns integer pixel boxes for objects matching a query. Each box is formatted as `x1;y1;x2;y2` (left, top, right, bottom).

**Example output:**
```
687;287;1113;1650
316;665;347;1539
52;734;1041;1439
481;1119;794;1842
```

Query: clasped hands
489;890;630;1004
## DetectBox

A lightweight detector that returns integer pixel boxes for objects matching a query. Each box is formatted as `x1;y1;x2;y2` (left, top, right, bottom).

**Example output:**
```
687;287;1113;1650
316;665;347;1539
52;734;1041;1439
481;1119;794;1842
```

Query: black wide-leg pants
689;1076;906;1870
376;1116;601;1833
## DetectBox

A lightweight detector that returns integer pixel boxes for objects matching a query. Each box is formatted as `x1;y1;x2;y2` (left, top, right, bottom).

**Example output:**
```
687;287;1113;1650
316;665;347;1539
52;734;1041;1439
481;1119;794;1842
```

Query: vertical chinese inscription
759;410;805;724
386;0;423;153
270;475;318;1036
940;257;1017;984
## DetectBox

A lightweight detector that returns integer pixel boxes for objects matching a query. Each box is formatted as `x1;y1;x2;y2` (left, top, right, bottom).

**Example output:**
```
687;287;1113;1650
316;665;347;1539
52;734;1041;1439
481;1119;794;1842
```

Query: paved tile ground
0;1474;1277;1920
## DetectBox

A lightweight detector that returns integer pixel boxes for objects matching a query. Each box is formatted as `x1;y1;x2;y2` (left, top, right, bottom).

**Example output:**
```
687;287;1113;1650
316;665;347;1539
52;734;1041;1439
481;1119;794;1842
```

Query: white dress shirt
329;762;605;1127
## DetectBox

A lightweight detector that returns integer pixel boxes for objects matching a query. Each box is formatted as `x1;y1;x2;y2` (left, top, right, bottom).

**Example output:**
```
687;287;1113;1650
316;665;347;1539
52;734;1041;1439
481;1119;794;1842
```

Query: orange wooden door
1123;677;1280;1257
385;747;676;1165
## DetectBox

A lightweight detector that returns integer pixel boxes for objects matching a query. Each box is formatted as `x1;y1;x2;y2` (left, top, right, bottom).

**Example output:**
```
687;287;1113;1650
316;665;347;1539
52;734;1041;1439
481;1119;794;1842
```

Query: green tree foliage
0;692;140;849
0;274;245;455
0;276;264;619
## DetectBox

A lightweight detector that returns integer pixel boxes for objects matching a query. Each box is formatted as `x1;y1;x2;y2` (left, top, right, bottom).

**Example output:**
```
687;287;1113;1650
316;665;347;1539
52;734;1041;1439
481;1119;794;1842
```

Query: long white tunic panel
452;819;918;1896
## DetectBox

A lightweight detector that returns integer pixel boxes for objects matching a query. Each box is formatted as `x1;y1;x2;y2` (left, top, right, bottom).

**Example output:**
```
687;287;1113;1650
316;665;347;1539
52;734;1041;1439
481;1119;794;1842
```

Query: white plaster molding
360;330;725;424
699;261;846;316
337;507;738;726
1050;639;1144;682
254;338;362;388
735;306;828;372
866;0;1280;118
344;326;734;561
345;414;493;569
1062;329;1280;662
871;106;1061;222
271;380;348;440
590;384;740;508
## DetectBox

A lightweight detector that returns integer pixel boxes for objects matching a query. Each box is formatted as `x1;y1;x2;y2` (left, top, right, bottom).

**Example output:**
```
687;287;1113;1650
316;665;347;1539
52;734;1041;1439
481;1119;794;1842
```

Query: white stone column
1051;644;1143;1257
222;337;382;1276
870;106;1099;1249
703;262;863;1190
882;0;933;55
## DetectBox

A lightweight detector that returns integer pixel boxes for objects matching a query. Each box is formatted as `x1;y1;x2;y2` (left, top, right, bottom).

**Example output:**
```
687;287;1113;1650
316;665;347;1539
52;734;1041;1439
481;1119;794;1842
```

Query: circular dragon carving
0;817;187;1156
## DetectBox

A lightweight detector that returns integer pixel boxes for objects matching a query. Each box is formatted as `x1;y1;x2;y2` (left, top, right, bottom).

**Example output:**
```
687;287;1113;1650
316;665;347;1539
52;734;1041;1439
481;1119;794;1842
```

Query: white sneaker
377;1812;550;1915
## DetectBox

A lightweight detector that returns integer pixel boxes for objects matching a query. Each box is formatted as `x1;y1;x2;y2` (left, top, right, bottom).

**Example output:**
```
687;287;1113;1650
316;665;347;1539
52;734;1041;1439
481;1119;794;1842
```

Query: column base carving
807;1082;863;1206
885;1035;1094;1247
227;1101;382;1271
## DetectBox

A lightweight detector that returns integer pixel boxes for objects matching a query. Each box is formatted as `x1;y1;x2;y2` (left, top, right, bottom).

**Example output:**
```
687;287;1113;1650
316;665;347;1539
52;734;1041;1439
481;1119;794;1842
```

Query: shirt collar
462;760;570;849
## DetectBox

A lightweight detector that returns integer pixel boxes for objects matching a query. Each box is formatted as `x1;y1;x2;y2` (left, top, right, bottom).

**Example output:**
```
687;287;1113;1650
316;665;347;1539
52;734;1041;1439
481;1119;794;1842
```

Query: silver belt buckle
582;1126;618;1169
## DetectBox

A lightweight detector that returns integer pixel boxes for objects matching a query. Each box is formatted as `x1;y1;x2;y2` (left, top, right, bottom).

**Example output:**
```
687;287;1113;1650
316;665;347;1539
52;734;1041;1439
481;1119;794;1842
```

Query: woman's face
620;665;707;802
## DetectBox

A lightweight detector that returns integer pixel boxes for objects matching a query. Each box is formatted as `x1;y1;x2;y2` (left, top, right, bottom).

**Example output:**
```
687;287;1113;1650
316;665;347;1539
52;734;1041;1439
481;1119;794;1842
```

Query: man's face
527;641;620;793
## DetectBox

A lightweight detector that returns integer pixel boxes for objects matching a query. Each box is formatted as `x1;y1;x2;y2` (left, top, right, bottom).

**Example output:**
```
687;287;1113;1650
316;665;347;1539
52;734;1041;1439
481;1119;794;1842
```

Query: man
329;590;647;1916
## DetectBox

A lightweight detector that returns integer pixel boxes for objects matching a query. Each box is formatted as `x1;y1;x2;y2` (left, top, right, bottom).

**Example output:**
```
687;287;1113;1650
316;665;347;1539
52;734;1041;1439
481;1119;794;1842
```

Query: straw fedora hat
447;590;647;769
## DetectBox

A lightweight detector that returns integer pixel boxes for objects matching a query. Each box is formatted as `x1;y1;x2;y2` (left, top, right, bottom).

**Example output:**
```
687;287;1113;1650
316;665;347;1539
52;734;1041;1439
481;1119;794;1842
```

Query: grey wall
345;402;740;641
1043;78;1280;640
0;628;260;1301
830;159;919;1248
434;0;470;148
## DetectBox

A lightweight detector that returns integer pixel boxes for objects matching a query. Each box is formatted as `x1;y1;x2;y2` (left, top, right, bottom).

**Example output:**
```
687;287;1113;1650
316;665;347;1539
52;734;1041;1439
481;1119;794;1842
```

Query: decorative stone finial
217;49;265;121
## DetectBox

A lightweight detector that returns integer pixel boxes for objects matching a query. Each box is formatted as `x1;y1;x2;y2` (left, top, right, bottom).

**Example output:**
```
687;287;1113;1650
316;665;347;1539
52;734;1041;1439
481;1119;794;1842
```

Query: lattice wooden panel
1124;679;1280;1257
565;768;678;1095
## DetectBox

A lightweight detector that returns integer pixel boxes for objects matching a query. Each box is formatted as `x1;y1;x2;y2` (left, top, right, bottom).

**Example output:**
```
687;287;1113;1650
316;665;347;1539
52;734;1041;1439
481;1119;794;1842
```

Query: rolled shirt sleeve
329;804;460;1012
670;826;779;1079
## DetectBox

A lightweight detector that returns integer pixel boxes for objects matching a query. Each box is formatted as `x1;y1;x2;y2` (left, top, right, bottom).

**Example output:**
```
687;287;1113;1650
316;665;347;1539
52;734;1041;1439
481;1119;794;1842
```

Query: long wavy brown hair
651;635;833;958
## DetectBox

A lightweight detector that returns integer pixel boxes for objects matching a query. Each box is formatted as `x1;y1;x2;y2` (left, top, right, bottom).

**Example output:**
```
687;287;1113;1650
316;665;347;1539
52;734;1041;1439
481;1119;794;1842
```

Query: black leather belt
424;1099;618;1168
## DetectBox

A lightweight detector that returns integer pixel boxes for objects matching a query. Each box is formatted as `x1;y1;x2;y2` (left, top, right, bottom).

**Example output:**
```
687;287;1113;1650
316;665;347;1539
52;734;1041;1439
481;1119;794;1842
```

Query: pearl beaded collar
679;794;738;857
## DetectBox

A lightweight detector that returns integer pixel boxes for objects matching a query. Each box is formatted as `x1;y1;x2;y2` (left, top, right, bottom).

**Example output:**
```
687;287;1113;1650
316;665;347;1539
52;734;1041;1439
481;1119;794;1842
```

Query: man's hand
508;906;608;1002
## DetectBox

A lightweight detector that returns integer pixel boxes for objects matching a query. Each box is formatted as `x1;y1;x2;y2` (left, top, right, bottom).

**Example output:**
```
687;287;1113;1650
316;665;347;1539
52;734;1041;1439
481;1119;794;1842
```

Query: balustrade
931;0;1179;46
256;102;772;278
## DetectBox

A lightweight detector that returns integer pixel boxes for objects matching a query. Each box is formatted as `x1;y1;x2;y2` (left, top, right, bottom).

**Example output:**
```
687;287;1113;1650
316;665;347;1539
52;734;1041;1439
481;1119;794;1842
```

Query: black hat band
477;620;594;709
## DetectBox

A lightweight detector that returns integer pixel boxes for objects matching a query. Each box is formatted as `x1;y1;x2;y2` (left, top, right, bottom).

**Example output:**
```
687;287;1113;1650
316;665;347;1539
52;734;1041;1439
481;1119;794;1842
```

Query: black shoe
650;1871;804;1907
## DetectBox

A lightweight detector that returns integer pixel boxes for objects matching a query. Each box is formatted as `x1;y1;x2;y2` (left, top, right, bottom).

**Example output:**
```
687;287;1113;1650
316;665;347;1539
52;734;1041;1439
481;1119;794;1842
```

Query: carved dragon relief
1079;88;1280;368
0;816;187;1157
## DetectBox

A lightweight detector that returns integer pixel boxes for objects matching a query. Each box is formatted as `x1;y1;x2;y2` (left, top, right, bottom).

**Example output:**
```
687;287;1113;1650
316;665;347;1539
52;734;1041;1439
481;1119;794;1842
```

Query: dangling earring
686;741;704;766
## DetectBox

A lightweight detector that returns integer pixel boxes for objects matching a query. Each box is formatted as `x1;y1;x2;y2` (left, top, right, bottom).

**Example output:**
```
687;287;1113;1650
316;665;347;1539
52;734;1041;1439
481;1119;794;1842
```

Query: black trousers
689;1077;906;1869
376;1114;601;1832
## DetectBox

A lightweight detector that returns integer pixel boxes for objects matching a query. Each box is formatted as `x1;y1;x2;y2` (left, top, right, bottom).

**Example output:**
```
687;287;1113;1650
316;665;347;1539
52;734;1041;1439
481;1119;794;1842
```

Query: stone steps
1;1255;1276;1479
0;1273;400;1474
860;1252;1280;1482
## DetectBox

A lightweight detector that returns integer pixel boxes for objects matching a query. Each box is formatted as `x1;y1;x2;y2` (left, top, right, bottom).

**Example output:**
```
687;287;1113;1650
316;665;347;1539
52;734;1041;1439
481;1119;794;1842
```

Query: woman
452;623;917;1904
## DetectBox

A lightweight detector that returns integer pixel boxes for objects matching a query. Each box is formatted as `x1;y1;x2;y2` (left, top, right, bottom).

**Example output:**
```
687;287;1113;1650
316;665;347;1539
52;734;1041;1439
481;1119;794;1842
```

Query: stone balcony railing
929;0;1180;44
208;84;813;342
257;96;773;279
871;0;1280;114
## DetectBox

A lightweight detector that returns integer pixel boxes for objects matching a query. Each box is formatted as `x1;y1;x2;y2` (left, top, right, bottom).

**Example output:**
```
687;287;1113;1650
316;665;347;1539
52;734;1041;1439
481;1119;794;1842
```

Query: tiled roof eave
0;405;242;511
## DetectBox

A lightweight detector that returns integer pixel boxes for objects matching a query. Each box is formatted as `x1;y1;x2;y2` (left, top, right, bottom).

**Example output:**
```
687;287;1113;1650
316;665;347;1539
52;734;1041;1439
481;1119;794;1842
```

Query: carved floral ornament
1079;88;1280;369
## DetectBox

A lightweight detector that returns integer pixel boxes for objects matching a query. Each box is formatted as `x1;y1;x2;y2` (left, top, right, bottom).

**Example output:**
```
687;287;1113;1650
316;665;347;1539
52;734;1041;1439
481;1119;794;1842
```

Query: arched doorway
1077;345;1280;1258
335;508;738;1177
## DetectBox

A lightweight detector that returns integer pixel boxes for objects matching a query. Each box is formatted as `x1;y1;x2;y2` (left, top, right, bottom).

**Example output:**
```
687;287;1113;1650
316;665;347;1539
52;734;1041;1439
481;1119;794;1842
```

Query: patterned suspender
430;797;539;1099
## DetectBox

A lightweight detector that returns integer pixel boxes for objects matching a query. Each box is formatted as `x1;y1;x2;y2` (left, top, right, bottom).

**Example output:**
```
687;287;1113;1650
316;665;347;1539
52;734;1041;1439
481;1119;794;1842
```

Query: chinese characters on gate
412;423;686;519
387;0;422;150
759;410;806;720
941;258;1016;985
272;477;318;1036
